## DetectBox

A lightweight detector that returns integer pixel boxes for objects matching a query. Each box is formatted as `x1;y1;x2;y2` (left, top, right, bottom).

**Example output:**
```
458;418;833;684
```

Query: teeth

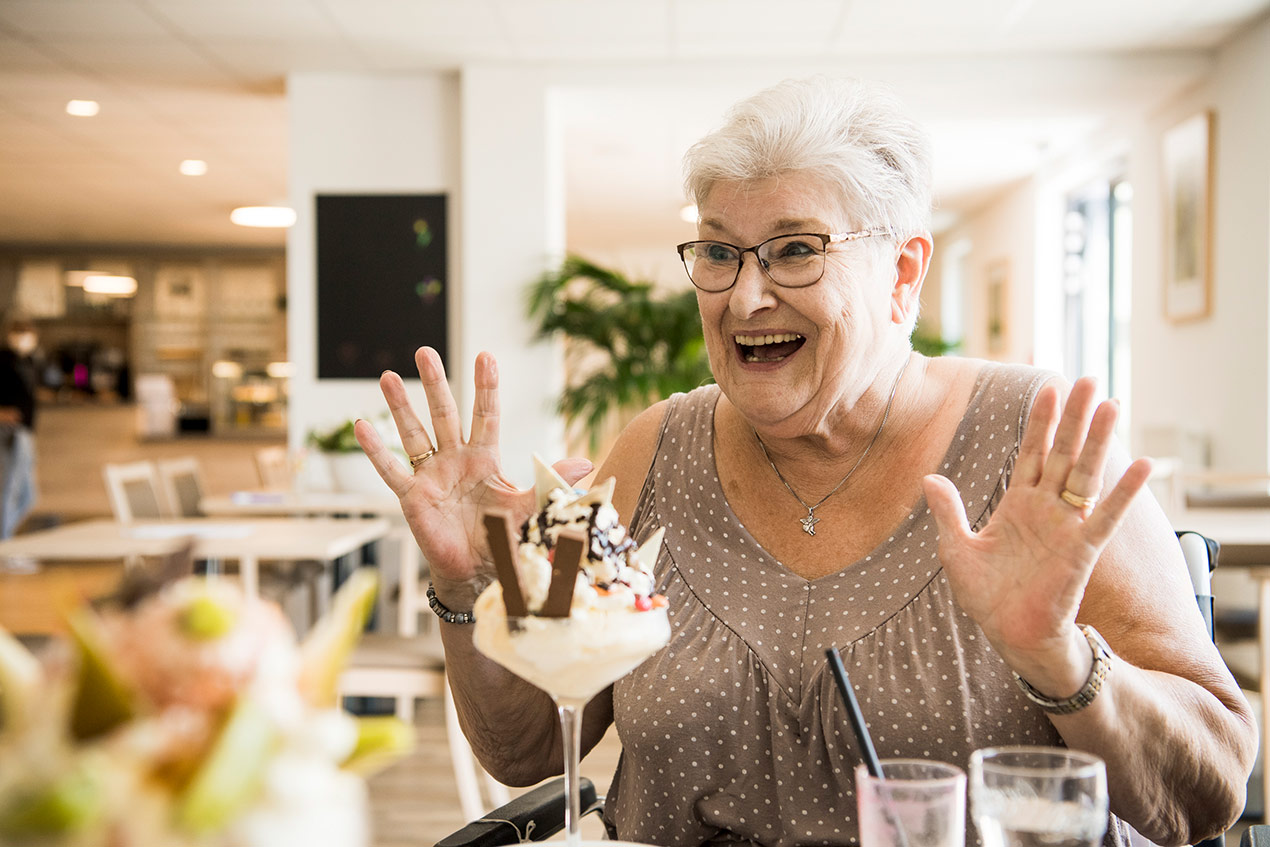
734;333;803;346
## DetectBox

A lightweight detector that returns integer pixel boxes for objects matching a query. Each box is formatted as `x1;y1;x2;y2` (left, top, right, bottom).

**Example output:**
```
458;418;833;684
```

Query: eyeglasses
676;229;893;293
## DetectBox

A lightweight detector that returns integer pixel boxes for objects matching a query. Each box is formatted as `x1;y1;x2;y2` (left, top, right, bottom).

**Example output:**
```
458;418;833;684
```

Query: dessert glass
475;606;670;847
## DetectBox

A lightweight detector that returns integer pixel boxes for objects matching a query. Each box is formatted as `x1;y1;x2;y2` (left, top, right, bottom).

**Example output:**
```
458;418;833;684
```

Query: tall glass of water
970;747;1108;847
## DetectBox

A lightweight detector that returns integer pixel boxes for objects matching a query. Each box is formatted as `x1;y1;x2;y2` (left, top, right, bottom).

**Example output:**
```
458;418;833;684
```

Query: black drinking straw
826;647;883;778
826;648;913;847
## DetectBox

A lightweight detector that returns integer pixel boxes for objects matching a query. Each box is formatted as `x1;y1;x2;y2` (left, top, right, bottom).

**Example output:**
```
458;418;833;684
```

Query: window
1061;178;1133;437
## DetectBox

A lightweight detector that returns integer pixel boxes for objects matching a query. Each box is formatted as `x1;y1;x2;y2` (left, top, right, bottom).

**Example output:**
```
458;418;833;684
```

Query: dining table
199;488;426;635
1171;507;1270;817
0;515;392;605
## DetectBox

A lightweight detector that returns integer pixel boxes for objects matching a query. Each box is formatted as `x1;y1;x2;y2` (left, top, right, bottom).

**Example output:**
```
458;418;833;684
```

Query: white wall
942;14;1270;471
286;51;1258;479
1130;15;1270;472
930;179;1038;364
458;67;568;480
286;72;463;480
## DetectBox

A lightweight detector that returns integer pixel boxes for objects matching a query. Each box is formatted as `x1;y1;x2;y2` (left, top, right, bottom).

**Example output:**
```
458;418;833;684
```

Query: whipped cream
472;462;671;702
515;485;659;614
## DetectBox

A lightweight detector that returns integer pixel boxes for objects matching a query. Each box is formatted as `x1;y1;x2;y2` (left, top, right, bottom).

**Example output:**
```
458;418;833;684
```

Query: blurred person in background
0;317;41;536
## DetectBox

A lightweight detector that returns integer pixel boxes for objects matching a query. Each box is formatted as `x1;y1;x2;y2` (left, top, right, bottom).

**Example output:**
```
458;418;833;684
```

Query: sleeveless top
603;362;1134;847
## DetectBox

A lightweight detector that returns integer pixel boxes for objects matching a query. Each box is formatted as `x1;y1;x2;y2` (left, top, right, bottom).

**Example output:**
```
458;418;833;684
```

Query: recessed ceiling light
230;206;296;228
180;159;208;176
82;275;137;296
66;100;99;117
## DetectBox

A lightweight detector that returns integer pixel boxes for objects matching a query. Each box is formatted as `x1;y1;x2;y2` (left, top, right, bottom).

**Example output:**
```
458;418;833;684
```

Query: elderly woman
355;77;1255;847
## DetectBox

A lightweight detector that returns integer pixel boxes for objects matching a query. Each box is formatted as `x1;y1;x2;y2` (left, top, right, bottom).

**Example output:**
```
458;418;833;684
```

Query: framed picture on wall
986;259;1009;357
316;194;448;379
1161;110;1214;323
155;264;206;319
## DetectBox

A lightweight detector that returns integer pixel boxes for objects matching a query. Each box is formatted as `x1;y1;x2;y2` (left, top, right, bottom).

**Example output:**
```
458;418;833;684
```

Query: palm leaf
528;254;713;450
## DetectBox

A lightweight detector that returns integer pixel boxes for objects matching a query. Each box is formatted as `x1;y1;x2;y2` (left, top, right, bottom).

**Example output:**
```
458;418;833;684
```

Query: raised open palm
922;377;1153;673
354;347;591;592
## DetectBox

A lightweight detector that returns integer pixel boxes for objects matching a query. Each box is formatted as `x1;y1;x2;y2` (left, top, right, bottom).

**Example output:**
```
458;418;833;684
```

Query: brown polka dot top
603;362;1134;847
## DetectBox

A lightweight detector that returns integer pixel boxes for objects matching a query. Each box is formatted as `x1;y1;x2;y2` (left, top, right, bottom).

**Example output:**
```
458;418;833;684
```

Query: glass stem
557;699;584;847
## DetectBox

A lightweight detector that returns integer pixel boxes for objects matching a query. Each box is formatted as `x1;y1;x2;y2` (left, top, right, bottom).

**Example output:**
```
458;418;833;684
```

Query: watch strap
1012;624;1112;715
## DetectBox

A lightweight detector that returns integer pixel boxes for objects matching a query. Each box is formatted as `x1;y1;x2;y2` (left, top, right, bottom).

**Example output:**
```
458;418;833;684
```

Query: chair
255;445;292;489
337;565;511;821
156;456;205;517
1243;826;1270;847
102;461;167;522
435;776;602;847
1178;530;1219;640
1178;530;1251;847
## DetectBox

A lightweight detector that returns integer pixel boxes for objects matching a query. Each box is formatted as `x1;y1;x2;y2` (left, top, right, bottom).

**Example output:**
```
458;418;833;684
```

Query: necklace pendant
800;511;820;536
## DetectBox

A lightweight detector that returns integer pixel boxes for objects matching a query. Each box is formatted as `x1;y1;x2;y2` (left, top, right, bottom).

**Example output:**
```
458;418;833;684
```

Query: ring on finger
1059;488;1098;511
409;448;437;470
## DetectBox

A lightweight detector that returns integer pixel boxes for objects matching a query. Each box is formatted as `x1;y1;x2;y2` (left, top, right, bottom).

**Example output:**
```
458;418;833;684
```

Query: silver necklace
754;355;910;536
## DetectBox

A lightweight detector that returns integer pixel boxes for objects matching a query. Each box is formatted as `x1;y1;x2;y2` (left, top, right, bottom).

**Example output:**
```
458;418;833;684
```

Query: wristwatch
1012;624;1114;715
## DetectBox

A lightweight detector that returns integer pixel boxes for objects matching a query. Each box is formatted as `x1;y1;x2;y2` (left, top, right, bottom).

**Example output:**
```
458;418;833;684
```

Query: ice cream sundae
472;456;671;703
472;456;671;847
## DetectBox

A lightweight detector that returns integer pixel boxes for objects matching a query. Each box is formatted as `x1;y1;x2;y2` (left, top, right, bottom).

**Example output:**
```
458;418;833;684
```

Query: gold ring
1060;488;1098;510
409;449;437;470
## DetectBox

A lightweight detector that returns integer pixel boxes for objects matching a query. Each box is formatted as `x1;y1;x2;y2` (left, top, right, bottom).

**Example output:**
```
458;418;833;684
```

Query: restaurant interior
1;1;1269;845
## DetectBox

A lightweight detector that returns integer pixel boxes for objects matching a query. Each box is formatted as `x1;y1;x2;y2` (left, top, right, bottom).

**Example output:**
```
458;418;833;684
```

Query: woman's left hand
922;376;1154;694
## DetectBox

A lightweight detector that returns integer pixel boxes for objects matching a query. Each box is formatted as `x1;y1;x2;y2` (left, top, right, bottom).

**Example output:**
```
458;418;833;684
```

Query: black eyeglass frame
675;228;894;292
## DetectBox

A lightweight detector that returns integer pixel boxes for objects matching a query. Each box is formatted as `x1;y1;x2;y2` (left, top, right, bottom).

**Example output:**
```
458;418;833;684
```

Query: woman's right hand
354;347;592;607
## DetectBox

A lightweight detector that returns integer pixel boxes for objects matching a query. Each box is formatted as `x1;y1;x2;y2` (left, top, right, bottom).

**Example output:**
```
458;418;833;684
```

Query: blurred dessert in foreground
0;567;412;847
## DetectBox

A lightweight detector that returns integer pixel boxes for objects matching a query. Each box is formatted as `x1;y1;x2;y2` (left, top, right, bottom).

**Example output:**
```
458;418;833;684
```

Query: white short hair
683;76;933;238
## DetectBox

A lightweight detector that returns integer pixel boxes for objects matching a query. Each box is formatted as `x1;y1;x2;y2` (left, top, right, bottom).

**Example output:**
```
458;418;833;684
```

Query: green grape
179;594;237;640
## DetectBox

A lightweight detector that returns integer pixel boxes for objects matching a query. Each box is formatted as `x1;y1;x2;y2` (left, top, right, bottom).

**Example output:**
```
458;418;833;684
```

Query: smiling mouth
734;332;806;363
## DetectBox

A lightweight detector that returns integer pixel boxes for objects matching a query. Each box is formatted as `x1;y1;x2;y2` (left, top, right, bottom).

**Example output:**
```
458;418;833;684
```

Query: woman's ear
891;232;933;326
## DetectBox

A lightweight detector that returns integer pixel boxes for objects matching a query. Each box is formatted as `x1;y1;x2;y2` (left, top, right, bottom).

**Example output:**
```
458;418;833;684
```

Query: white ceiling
0;0;1267;250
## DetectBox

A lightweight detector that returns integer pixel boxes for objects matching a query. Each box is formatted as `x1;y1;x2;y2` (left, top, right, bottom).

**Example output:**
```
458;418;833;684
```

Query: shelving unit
1;249;287;438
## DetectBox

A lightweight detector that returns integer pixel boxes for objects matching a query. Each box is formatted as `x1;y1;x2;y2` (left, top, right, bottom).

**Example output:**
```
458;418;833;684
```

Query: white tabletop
198;491;427;633
0;516;391;602
0;516;390;566
1172;508;1270;566
200;488;400;517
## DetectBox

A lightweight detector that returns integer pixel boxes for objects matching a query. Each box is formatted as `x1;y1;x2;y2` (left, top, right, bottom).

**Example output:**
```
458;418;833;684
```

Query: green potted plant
306;417;395;494
527;255;714;452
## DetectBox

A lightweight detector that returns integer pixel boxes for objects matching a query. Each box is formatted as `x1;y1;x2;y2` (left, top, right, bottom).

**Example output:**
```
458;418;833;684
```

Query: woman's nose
728;252;778;317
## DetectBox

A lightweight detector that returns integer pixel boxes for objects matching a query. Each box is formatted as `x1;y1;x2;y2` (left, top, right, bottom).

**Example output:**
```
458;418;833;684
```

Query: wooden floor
372;700;621;846
22;400;624;846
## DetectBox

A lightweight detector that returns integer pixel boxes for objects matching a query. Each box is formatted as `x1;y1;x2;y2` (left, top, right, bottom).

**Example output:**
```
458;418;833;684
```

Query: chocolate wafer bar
482;510;528;617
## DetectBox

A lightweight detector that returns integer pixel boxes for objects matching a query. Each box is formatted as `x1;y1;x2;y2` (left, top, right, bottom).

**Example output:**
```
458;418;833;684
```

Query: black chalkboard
316;193;448;379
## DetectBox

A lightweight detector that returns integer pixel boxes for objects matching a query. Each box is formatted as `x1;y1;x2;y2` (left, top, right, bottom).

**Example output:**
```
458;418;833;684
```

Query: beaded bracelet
426;583;476;625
